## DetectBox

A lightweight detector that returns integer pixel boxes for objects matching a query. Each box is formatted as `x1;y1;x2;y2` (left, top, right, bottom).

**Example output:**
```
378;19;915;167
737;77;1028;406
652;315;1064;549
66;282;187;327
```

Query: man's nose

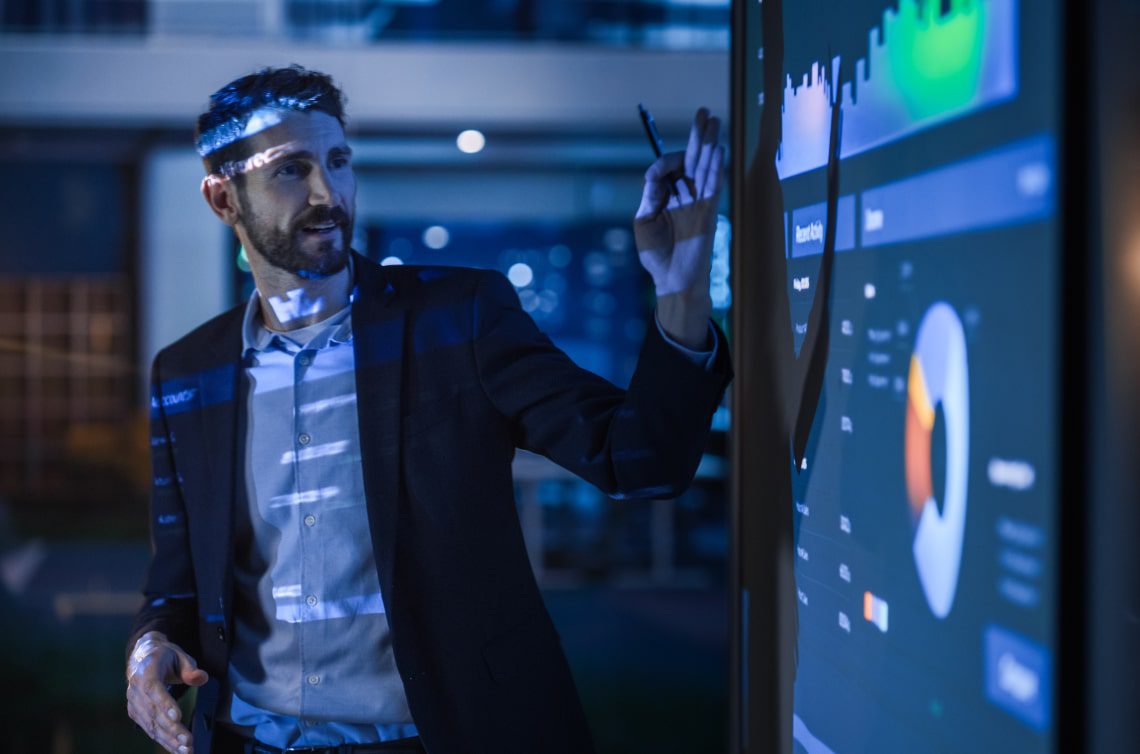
307;165;335;205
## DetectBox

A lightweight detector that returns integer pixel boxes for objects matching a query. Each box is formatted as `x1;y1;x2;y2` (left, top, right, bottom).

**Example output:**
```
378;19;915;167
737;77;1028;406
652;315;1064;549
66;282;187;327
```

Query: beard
242;203;353;278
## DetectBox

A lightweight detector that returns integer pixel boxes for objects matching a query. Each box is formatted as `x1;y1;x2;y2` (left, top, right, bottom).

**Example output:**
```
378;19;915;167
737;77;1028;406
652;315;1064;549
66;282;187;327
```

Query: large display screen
736;0;1061;751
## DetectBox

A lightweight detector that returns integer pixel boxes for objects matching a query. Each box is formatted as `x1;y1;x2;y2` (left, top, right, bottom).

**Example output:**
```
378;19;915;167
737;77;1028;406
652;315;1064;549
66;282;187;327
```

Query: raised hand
634;108;725;349
126;632;209;754
634;107;725;297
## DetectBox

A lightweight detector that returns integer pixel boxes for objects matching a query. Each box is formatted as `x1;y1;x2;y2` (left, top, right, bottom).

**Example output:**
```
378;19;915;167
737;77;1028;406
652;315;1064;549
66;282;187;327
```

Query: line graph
776;0;1019;178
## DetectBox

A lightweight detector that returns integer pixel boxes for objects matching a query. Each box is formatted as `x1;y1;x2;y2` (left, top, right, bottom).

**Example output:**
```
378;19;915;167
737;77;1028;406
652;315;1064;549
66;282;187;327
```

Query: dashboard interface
738;1;1061;751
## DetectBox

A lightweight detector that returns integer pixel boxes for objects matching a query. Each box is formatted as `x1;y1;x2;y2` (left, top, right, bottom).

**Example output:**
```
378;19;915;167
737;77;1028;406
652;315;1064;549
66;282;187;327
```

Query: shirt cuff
654;313;718;370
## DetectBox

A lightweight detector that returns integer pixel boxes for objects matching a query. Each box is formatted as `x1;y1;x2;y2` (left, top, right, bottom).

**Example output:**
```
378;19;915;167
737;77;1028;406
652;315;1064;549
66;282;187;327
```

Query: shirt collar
241;257;356;354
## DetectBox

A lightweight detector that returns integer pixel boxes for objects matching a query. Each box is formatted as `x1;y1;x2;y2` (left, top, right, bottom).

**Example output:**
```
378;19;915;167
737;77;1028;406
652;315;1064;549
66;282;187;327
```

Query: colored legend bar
863;591;890;633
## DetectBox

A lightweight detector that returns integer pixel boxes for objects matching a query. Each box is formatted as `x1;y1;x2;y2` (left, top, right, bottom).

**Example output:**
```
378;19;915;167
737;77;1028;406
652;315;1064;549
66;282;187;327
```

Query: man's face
229;109;356;278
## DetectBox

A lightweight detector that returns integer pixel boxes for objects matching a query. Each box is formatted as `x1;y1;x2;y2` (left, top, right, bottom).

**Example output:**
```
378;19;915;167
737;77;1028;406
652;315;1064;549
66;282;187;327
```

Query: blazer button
217;626;226;641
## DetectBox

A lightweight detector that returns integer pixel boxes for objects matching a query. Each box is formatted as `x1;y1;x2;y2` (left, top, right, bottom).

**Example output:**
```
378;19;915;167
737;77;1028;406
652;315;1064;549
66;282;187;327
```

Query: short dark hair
194;65;347;176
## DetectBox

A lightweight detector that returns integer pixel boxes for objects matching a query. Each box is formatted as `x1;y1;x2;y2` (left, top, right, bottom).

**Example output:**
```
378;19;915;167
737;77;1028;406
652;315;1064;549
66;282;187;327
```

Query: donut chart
905;302;970;619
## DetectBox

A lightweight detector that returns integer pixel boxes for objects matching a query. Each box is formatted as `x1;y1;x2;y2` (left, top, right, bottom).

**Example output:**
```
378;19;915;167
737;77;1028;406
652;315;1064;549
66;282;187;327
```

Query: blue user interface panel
740;0;1061;751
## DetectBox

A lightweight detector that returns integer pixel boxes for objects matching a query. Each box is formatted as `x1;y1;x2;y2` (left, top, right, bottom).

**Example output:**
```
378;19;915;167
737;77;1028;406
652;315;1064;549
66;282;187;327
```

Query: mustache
294;205;351;230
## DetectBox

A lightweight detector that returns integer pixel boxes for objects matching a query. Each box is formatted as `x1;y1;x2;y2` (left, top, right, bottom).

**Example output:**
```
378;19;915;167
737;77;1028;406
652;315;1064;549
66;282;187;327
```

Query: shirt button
306;595;318;606
298;433;311;446
298;354;311;367
304;514;316;527
307;675;320;685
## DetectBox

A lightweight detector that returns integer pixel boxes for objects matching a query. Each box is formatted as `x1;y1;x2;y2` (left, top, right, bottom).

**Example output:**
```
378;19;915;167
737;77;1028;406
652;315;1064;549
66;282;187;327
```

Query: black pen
638;102;665;157
638;103;680;197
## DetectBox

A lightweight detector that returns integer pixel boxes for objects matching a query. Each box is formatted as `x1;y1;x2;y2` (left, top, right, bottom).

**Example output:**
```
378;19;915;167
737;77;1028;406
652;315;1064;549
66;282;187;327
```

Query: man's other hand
634;107;725;349
126;631;209;754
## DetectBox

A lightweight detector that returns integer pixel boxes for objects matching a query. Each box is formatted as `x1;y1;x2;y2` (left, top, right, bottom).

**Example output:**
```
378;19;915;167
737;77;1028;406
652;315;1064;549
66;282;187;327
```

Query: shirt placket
290;340;322;720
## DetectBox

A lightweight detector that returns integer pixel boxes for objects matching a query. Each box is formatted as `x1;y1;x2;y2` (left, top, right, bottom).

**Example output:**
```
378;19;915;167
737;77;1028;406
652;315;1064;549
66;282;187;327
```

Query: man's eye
275;163;301;177
331;156;350;169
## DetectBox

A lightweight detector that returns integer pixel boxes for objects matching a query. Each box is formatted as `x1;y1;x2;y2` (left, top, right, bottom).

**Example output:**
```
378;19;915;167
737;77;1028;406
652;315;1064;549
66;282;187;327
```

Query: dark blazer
130;253;733;754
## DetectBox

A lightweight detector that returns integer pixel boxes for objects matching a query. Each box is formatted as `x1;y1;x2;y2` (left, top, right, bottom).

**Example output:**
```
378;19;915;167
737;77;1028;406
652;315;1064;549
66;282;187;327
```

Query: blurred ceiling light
507;263;534;288
457;130;486;154
381;256;404;266
423;225;450;250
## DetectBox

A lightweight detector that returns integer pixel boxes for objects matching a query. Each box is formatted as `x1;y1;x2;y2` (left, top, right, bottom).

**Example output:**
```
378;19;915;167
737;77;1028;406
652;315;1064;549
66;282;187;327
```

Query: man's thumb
175;653;209;686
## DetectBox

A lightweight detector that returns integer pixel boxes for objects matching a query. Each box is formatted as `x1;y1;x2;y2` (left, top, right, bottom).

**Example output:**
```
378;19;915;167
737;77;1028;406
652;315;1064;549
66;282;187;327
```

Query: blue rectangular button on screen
984;624;1052;731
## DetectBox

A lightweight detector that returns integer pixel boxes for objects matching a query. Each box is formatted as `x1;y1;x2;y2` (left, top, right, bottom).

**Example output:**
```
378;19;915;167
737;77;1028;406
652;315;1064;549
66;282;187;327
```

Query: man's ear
201;173;240;226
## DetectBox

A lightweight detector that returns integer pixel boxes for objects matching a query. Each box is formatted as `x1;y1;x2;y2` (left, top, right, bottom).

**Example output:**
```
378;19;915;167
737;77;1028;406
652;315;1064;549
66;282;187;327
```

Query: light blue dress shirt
223;295;417;748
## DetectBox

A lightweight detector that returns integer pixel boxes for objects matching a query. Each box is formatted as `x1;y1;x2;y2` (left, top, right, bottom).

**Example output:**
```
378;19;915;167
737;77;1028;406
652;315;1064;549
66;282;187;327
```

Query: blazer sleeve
471;268;733;499
126;351;200;659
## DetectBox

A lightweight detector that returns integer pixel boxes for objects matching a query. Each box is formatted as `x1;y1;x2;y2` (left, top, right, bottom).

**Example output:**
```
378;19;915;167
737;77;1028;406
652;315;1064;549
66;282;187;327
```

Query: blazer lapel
198;314;244;624
350;254;407;604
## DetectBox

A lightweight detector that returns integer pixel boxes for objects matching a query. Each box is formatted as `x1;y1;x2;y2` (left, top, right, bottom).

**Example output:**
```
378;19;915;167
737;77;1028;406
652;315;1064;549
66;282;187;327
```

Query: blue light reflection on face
197;100;324;158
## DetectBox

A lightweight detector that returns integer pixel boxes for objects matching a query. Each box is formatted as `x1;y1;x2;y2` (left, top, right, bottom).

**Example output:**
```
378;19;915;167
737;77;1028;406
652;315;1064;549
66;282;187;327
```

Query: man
126;66;731;754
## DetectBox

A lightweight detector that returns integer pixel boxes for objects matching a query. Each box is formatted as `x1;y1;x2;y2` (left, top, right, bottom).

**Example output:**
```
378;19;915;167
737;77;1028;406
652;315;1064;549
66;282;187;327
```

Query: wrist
657;280;711;304
656;286;713;350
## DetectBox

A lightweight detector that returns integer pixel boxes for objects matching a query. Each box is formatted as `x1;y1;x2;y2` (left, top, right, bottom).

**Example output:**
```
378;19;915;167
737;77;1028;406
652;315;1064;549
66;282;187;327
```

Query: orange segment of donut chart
906;353;936;518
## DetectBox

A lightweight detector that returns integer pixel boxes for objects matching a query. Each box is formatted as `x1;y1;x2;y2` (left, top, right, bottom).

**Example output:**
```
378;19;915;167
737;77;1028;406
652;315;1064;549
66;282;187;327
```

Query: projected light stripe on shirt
268;486;340;508
299;393;357;415
274;591;387;624
280;441;349;464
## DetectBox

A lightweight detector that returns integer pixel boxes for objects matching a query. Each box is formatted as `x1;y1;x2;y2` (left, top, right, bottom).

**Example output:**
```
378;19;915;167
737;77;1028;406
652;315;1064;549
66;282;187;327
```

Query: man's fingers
674;176;696;204
698;144;725;200
702;145;726;200
643;110;720;214
644;152;685;184
153;726;189;754
693;116;721;200
702;112;720;144
127;697;150;731
636;177;672;220
127;694;191;752
639;152;686;219
693;143;714;199
684;108;709;179
154;725;192;754
127;682;169;727
140;678;181;728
